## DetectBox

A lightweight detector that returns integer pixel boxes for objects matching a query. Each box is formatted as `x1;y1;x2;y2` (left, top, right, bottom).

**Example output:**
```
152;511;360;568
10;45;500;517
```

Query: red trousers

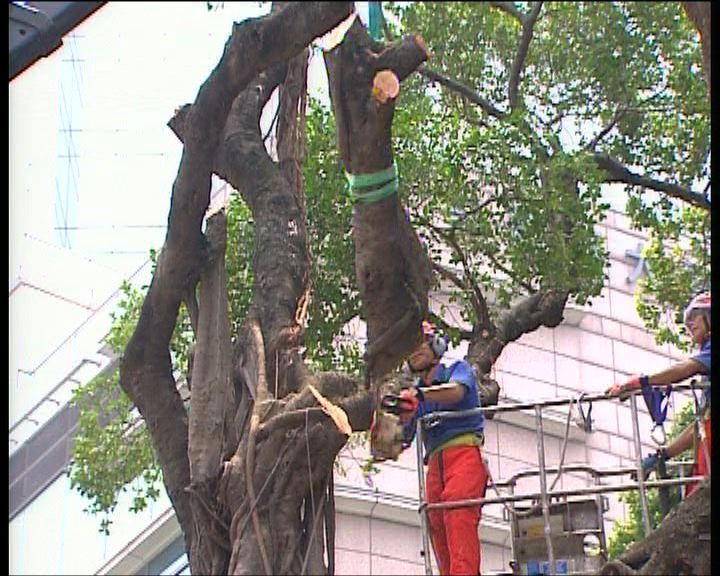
426;445;488;575
686;416;711;498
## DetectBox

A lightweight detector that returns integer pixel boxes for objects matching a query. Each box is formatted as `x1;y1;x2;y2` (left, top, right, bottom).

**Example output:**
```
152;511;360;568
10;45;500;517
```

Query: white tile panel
584;430;611;452
577;312;603;334
493;422;545;466
481;541;512;573
612;340;673;376
609;434;632;458
609;289;644;327
585;286;613;316
370;518;424;563
552;325;582;361
334;548;371;575
371;554;425;575
335;512;370;552
579;332;612;367
600;317;622;340
495;344;557;385
516;325;556;352
554;355;582;391
496;371;557;403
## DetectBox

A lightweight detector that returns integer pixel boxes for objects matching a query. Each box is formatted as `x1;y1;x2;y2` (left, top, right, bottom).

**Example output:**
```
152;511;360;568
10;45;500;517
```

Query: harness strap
641;380;672;426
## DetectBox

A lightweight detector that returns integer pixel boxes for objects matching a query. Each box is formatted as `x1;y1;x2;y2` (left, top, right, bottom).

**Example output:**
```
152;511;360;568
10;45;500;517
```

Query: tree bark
682;2;711;92
120;2;353;567
600;481;711;575
323;17;433;383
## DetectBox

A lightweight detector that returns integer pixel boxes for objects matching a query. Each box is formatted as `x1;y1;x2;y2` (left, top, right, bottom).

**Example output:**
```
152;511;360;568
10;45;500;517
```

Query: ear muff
429;333;448;358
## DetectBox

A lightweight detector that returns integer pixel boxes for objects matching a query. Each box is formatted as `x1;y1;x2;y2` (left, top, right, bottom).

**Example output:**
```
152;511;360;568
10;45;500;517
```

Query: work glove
631;448;668;481
397;388;419;424
606;375;645;401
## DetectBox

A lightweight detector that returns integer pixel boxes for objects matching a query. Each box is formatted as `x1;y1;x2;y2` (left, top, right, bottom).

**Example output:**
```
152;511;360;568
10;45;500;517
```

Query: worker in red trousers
398;321;488;575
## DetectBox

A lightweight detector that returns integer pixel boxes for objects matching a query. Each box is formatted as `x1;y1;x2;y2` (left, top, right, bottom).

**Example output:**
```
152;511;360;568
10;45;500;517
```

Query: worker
398;321;488;575
606;291;711;497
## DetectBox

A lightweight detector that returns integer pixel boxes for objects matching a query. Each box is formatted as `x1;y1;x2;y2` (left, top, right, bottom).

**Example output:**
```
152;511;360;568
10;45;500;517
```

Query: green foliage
390;1;708;326
607;400;698;558
630;197;711;351
69;372;161;535
302;99;362;374
69;256;193;534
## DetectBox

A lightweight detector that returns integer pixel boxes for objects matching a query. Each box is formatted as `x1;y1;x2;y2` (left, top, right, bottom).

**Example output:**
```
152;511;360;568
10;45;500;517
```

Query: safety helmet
683;291;711;325
422;320;448;358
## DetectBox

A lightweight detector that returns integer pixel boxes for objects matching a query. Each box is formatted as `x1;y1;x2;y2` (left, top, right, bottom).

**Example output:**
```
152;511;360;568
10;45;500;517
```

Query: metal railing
414;381;709;576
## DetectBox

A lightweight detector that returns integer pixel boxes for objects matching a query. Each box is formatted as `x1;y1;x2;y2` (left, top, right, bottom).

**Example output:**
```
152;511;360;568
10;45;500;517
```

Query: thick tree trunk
170;32;381;573
600;481;711;575
119;3;354;571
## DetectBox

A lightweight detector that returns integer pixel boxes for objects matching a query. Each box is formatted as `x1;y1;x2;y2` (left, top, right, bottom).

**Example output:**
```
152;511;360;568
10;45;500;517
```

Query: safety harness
640;376;672;445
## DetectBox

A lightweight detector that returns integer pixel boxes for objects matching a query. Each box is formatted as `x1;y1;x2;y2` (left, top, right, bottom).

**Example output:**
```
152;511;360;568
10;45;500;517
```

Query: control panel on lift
507;497;608;575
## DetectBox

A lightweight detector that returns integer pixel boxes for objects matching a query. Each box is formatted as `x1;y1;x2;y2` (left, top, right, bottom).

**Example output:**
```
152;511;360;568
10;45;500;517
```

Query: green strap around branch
345;162;399;204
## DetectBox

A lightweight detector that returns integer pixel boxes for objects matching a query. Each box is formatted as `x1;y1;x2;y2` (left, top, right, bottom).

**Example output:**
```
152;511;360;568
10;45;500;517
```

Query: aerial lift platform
413;382;708;575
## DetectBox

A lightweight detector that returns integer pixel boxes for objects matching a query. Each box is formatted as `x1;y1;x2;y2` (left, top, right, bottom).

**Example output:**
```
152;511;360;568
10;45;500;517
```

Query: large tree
69;2;710;574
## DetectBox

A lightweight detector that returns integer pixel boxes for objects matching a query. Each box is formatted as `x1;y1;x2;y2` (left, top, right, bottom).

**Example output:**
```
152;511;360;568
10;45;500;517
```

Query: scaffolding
413;381;709;576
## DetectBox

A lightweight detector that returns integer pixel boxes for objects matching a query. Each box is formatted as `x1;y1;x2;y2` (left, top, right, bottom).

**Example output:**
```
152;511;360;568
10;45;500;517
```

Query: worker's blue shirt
403;360;485;461
692;337;711;408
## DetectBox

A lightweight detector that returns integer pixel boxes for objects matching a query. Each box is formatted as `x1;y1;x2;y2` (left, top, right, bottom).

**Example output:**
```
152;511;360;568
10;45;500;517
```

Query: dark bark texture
599;481;711;575
681;2;711;91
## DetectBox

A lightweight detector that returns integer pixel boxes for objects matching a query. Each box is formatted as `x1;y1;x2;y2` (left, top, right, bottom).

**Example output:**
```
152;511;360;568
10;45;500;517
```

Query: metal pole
534;405;555;575
593;473;608;555
424;475;706;511
630;394;652;536
416;419;433;576
421;381;704;423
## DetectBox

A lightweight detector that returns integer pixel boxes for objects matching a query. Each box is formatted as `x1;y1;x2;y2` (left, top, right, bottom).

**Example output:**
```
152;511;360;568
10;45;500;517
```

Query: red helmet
422;321;448;358
684;291;711;324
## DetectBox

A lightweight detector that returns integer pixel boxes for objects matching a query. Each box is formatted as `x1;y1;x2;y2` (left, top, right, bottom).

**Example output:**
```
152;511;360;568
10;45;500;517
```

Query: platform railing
414;381;709;576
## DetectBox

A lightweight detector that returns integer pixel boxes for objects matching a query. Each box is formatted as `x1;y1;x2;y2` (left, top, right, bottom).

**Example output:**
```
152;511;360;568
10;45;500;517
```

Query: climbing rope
345;162;399;204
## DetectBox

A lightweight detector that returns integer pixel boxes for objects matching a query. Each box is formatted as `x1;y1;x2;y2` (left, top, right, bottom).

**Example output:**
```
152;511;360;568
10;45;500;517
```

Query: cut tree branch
468;289;568;375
